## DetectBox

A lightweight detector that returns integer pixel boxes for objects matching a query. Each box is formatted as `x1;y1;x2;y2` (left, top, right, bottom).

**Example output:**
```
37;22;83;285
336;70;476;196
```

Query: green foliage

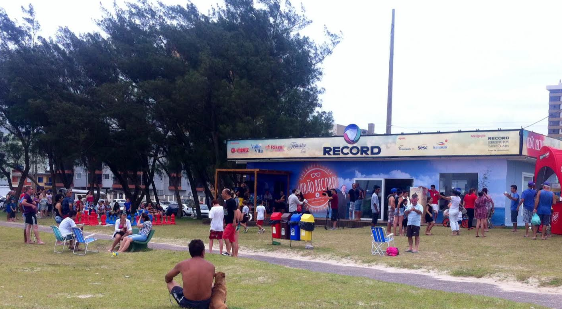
0;0;338;201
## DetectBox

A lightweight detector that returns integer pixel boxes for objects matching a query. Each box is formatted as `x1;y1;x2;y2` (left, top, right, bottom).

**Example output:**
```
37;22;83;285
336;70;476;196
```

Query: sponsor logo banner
522;130;562;158
227;130;522;160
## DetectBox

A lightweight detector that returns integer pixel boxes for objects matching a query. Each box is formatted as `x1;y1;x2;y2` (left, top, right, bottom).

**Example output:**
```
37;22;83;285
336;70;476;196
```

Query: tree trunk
151;179;160;206
48;150;56;193
184;165;201;219
0;165;14;191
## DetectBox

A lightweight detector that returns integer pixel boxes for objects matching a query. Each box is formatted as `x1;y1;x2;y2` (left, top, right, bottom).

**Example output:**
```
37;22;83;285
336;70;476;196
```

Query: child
256;200;266;234
6;191;16;222
208;199;224;254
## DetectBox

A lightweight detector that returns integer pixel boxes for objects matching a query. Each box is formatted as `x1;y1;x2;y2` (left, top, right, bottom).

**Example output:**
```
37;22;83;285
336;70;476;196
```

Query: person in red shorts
256;200;266;233
208;199;224;254
221;189;238;257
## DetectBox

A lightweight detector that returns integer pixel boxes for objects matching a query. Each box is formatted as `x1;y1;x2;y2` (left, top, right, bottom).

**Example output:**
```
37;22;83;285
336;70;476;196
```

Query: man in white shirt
58;210;79;249
371;185;381;227
256;201;266;233
208;199;224;254
404;193;423;253
288;189;304;213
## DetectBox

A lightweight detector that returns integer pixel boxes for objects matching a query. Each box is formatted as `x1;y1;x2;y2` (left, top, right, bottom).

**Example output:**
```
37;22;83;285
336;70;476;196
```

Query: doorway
354;178;384;221
382;178;414;221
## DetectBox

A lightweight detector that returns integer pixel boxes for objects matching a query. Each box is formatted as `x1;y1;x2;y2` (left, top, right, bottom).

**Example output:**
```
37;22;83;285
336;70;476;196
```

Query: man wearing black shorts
371;186;381;227
166;239;219;309
328;189;339;230
21;186;45;245
404;193;423;253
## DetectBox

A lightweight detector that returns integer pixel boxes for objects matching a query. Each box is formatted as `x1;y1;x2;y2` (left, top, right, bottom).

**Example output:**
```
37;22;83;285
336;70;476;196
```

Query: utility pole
385;9;395;135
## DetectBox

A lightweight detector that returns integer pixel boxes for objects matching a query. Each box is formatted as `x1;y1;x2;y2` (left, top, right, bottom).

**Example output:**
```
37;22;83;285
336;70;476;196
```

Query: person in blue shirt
533;182;557;240
517;181;536;238
404;193;423;253
504;185;520;233
124;198;131;214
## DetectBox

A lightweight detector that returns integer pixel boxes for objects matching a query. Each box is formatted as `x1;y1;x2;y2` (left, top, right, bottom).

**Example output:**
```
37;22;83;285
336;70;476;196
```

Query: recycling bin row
270;212;315;241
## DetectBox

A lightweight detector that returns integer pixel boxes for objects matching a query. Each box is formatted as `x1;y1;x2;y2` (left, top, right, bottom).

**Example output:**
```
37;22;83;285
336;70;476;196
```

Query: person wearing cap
533;182;557;240
386;188;397;234
518;181;537;237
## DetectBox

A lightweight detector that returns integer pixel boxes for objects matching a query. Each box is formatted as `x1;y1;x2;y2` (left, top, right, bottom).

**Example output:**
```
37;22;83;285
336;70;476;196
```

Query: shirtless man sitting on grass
166;239;215;309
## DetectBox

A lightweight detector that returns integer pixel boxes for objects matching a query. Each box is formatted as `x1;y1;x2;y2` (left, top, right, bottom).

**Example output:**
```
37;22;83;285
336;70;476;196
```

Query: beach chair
128;230;155;252
50;225;71;253
72;227;98;256
371;227;394;256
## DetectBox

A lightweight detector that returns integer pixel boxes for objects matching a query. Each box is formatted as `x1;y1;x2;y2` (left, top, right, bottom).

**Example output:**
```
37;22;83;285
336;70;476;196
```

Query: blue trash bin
290;214;302;241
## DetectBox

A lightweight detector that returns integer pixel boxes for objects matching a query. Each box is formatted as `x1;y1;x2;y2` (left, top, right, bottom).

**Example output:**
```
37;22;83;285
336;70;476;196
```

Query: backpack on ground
386;247;399;256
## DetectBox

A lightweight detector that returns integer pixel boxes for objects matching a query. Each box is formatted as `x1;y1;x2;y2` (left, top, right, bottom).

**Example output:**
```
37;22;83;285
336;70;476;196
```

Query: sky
2;0;560;135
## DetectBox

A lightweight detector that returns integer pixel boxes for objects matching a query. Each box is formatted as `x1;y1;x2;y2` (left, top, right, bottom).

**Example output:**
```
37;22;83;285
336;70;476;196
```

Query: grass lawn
52;216;562;287
0;226;545;309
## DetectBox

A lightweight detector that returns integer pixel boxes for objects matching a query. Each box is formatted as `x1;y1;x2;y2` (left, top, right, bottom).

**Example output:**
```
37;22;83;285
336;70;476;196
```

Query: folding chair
50;225;71;254
72;227;98;255
371;227;394;256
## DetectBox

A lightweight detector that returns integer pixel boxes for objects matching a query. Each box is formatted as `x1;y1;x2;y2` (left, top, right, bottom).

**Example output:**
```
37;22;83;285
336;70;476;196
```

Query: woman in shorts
424;204;434;235
108;212;132;252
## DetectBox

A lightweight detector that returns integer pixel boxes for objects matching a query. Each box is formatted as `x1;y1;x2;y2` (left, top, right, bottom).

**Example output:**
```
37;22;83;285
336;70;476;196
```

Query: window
549;129;560;134
75;173;82;180
157;190;164;196
550;89;562;93
439;173;478;194
549;112;561;118
549;121;560;126
550;96;562;102
103;174;110;180
549;104;561;110
37;177;44;183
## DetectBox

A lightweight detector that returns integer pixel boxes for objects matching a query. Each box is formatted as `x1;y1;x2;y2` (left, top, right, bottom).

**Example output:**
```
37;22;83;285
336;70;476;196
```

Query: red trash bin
551;203;562;235
271;212;282;239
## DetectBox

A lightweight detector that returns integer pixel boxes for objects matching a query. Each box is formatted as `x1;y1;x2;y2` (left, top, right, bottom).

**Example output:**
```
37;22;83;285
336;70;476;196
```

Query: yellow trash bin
300;214;315;241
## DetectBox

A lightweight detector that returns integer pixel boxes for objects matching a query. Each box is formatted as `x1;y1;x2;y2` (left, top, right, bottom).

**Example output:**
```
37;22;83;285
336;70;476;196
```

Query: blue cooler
290;214;302;241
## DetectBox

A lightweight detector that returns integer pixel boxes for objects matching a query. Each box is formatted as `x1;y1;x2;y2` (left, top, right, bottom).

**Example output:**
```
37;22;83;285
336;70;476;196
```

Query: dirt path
3;221;560;309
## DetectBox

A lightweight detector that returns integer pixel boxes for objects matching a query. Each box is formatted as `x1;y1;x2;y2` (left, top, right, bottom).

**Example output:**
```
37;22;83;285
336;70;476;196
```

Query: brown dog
209;272;228;309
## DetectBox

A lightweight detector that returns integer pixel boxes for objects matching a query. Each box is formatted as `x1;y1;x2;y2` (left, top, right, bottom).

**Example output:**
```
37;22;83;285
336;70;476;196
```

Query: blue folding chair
50;226;71;254
371;227;394;256
72;227;98;255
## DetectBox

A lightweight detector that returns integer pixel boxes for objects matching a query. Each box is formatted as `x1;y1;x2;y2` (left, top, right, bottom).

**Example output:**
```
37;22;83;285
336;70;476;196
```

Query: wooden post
254;170;258;221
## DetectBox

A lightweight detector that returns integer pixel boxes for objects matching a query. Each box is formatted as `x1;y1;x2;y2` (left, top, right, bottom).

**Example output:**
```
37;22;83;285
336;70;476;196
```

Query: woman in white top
441;189;462;236
108;212;132;252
